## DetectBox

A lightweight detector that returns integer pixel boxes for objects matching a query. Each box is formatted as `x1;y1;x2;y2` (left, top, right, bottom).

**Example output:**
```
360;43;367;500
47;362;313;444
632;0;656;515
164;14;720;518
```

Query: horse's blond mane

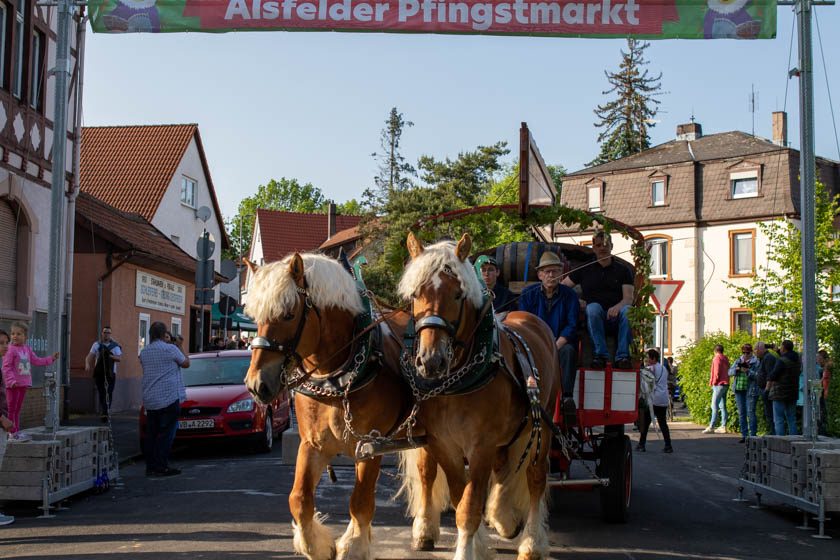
244;253;364;324
397;240;484;308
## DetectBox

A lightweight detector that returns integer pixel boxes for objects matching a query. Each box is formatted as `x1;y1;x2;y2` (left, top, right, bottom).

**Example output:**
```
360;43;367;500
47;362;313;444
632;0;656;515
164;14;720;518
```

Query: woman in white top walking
637;348;673;453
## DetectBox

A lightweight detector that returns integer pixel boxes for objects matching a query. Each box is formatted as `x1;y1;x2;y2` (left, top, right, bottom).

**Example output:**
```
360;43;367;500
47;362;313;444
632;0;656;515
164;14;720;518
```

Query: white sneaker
0;513;14;525
714;426;727;434
702;427;713;434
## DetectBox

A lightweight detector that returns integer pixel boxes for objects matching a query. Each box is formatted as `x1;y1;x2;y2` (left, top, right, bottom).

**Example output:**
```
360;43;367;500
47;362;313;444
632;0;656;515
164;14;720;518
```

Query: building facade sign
136;271;186;316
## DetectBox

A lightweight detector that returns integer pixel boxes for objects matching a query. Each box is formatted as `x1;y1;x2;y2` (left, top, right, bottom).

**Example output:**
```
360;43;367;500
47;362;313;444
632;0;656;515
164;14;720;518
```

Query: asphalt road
1;420;838;559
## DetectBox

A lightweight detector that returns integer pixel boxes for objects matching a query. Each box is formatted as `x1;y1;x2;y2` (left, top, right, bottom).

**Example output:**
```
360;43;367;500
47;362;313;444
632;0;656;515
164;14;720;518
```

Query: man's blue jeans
734;390;759;438
710;384;728;428
760;389;775;434
145;400;180;472
772;400;798;435
558;344;577;397
585;303;631;361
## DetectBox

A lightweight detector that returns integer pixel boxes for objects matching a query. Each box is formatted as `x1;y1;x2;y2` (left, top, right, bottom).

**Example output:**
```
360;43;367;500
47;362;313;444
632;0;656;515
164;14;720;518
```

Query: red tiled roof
319;225;361;250
255;209;361;263
80;124;229;248
75;192;200;276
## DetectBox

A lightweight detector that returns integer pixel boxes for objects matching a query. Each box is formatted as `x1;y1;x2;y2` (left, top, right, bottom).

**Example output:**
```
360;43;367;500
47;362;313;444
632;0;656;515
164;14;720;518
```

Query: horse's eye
283;312;295;321
455;291;464;301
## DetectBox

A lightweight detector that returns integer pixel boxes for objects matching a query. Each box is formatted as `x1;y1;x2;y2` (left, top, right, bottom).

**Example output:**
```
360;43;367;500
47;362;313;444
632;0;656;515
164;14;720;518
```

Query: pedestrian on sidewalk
755;342;777;435
637;348;673;453
2;321;59;441
85;326;122;422
0;329;17;525
729;343;759;442
703;344;730;434
140;321;190;477
767;339;800;436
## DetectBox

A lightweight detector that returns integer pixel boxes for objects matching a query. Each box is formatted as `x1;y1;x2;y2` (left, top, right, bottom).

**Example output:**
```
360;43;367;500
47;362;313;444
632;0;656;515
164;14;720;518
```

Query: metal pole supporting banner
45;0;74;431
797;0;816;434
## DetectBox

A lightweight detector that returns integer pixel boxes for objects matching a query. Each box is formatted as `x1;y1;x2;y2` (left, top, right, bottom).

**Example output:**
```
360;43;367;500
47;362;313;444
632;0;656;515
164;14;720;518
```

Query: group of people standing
705;340;833;439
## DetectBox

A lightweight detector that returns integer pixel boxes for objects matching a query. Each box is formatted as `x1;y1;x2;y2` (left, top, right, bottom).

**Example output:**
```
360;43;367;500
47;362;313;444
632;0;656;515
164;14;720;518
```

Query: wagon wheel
596;434;632;523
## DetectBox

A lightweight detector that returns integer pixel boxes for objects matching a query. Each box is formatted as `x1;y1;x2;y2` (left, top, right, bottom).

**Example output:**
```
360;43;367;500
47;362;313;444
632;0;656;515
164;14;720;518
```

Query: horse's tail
396;448;450;517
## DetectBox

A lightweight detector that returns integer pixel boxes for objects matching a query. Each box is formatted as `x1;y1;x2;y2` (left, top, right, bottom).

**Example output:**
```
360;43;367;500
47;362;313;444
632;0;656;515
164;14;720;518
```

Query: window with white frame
833;285;840;302
653;313;670;355
730;230;754;276
29;28;43;110
138;313;150;354
181;176;197;208
648;238;669;278
12;7;22;99
731;171;759;199
651;179;666;206
587;185;602;212
171;317;182;339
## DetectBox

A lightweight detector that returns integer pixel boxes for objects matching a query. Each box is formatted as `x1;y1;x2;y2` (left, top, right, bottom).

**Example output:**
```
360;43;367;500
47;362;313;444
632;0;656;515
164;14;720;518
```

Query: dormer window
730;170;759;199
651;179;666;206
587;183;603;212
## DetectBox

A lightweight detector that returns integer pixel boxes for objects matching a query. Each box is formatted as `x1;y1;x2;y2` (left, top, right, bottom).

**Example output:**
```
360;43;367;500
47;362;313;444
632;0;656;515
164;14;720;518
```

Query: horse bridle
411;265;469;348
250;286;321;385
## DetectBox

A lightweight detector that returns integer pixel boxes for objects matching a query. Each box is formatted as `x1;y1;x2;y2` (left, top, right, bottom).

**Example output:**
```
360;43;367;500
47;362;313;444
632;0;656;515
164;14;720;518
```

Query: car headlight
227;398;256;413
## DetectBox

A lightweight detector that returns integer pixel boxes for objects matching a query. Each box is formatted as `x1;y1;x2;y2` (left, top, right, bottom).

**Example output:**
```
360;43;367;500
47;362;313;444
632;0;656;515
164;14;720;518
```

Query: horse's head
399;232;484;379
243;252;364;404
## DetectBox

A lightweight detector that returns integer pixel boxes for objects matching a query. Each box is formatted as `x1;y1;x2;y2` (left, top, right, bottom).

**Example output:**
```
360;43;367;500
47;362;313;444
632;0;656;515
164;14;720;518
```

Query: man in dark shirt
519;251;579;419
755;341;777;435
767;339;800;436
563;231;634;369
480;257;515;313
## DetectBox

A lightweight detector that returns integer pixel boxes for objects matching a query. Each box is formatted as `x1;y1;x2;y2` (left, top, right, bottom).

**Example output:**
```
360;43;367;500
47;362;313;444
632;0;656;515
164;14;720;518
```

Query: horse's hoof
412;538;435;551
500;521;525;540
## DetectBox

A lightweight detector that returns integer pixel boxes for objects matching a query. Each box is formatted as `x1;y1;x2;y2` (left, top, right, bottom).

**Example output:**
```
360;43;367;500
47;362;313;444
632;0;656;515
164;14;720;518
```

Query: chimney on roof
676;120;702;141
327;201;336;240
772;111;788;147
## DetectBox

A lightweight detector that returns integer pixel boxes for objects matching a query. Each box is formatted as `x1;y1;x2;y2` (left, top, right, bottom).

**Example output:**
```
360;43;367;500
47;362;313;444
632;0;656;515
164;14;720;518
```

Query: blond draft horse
397;233;561;560
244;253;446;560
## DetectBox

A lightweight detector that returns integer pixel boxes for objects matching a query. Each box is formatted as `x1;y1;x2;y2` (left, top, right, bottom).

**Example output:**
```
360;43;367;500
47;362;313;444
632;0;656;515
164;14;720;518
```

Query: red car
139;350;291;453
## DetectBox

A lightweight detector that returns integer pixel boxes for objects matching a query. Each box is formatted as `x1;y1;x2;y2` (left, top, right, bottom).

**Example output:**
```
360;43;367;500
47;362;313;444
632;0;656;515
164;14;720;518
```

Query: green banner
89;0;776;38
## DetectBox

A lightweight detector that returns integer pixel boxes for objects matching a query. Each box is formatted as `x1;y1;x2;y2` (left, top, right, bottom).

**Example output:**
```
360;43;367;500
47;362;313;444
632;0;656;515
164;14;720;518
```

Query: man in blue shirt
140;321;190;477
519;251;579;420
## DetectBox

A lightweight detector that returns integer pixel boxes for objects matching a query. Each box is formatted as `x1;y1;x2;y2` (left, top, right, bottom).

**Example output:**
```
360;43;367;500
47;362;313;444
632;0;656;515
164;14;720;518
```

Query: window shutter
0;200;17;309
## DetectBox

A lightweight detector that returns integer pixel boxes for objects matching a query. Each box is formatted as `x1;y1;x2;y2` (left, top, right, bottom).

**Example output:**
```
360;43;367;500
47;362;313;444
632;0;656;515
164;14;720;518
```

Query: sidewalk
64;410;143;465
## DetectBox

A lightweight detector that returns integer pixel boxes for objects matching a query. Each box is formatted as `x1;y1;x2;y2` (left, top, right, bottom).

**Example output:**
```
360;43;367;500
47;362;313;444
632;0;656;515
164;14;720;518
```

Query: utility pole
45;0;75;432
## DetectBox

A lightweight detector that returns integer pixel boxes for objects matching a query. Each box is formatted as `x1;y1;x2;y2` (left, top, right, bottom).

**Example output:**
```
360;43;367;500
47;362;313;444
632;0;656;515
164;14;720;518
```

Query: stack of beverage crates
0;426;117;502
743;435;840;511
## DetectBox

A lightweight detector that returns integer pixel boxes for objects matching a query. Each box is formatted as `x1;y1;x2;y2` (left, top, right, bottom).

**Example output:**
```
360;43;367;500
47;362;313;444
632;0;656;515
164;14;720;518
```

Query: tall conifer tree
590;39;662;166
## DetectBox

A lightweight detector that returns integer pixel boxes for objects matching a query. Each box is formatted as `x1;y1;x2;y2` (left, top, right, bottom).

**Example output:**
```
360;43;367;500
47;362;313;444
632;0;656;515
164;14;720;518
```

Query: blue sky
82;7;840;220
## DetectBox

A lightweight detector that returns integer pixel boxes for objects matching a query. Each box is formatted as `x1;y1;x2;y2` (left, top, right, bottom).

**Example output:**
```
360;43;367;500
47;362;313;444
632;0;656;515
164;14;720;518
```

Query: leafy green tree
589;39;662;166
365;107;416;208
224;178;359;260
727;179;840;346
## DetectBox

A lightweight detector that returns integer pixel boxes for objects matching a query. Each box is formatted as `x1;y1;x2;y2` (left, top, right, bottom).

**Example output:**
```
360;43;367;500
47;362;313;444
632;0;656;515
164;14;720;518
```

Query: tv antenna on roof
748;85;759;136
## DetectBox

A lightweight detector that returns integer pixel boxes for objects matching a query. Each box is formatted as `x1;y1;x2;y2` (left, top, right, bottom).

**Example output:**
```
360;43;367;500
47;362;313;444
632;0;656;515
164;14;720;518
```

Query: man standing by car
562;231;634;369
519;251;579;423
140;321;190;477
85;326;122;422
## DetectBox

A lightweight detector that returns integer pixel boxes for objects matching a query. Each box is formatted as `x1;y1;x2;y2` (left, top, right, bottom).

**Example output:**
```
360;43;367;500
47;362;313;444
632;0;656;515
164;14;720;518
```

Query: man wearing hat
519;251;579;421
563;231;634;369
480;257;515;313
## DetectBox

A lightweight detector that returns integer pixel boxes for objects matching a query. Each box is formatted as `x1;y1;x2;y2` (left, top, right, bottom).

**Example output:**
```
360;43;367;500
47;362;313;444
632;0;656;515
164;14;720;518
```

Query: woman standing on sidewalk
637;348;673;453
703;344;730;434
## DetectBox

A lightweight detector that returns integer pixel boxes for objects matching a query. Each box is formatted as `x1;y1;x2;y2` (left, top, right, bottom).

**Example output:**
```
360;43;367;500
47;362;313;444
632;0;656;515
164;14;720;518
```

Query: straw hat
536;252;563;270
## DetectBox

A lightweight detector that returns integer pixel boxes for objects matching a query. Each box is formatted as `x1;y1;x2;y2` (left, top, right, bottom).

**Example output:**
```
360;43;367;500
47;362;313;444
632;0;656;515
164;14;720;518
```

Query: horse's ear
406;232;424;259
455;233;472;262
243;258;259;274
289;253;305;287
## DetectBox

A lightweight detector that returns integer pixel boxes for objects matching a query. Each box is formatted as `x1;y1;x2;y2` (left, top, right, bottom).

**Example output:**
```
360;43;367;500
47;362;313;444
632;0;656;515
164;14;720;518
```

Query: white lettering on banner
136;270;186;316
225;0;641;30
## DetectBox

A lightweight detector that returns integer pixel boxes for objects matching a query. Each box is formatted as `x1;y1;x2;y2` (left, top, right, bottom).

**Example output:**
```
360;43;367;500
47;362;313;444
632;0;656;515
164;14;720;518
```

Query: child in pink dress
2;321;59;441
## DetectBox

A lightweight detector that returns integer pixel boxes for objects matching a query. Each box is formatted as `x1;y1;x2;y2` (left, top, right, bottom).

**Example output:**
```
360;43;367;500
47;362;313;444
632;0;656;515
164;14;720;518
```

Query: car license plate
178;419;214;430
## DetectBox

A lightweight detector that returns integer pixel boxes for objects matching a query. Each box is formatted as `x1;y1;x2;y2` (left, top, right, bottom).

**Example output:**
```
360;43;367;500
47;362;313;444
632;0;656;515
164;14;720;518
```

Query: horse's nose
247;377;273;404
416;350;443;378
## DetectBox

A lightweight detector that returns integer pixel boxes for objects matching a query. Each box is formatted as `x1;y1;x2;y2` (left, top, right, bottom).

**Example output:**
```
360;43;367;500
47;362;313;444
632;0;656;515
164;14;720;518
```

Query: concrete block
765;435;808;453
0;486;44;501
768;475;791;493
0;456;52;471
815;468;840;483
769;451;793;468
811;450;840;468
5;440;60;458
769;462;792;480
816;482;840;498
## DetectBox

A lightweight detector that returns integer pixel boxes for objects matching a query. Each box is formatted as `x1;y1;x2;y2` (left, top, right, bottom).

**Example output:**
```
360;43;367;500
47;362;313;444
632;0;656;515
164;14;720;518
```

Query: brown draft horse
397;232;561;560
244;253;446;560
